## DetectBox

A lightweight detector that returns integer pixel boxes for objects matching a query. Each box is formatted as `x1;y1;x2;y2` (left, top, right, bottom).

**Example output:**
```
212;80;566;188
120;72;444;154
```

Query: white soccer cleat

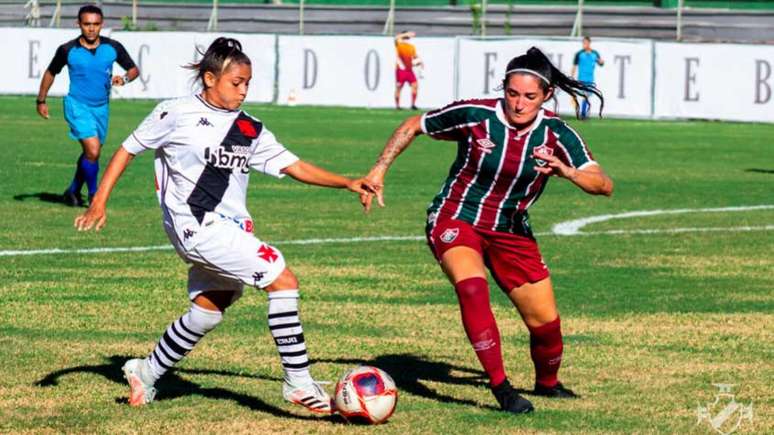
122;358;157;407
282;381;333;414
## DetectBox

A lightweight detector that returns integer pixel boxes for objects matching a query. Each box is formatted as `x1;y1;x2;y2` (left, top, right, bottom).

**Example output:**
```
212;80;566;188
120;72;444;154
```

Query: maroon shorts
396;69;417;86
427;218;550;291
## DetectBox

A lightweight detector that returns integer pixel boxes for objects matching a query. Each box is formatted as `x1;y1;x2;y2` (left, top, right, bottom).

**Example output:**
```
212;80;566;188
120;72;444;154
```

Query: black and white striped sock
146;304;223;382
268;289;313;386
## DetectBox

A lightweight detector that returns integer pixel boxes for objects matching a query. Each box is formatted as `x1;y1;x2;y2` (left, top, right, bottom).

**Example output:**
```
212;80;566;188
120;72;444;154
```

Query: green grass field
0;95;771;434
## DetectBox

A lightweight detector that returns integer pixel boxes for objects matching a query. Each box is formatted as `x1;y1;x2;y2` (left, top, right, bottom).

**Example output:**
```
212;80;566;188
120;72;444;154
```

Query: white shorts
181;215;286;301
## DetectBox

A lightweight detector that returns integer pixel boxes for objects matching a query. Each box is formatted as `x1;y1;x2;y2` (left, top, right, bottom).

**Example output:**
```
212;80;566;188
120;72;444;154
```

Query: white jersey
123;95;299;251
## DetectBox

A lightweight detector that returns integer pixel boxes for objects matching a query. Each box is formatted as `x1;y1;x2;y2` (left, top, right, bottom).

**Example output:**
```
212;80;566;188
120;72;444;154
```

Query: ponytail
502;47;604;119
186;37;251;89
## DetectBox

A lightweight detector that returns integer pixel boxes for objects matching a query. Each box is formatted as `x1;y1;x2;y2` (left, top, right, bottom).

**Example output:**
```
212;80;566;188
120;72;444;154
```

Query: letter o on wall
364;49;380;91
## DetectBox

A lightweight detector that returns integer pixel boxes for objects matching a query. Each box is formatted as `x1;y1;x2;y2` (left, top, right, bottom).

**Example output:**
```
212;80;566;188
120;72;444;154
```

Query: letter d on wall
303;49;317;89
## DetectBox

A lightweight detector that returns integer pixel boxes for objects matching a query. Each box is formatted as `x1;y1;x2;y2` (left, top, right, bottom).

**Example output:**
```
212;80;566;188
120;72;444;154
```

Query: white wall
456;37;653;118
654;42;774;123
276;35;394;108
4;28;103;97
109;31;275;103
4;27;773;123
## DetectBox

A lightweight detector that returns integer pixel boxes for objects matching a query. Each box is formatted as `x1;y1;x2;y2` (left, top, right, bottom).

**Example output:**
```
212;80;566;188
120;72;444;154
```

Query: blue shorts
63;96;109;144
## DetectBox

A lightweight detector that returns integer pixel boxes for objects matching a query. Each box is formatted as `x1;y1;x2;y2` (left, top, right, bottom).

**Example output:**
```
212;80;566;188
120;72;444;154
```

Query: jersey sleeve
47;43;69;75
573;51;581;66
249;127;300;178
122;100;176;154
112;40;137;71
553;122;597;169
420;100;484;142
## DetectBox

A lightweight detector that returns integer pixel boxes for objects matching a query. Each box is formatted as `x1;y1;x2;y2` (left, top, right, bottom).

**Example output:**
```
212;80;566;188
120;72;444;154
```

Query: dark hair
502;46;604;118
186;37;251;89
78;4;103;21
583;36;591;42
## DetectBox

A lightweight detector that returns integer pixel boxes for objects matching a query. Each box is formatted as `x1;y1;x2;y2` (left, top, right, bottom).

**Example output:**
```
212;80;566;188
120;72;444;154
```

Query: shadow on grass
744;168;774;174
35;355;344;422
13;192;78;206
317;353;501;411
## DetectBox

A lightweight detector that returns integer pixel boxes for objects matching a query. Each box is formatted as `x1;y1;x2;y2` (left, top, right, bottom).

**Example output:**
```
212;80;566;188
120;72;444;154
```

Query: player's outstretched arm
363;115;423;212
532;151;613;196
74;147;135;231
282;160;378;205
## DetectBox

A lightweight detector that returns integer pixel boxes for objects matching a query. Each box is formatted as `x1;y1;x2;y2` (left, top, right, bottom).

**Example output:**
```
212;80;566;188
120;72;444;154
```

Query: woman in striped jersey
74;38;375;413
363;47;613;414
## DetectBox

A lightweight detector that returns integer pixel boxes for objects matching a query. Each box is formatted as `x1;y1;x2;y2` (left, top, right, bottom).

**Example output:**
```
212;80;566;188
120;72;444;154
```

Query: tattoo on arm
375;126;415;169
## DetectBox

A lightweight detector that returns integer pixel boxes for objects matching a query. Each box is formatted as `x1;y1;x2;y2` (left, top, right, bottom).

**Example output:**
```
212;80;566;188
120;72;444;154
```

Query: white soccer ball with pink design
334;366;397;424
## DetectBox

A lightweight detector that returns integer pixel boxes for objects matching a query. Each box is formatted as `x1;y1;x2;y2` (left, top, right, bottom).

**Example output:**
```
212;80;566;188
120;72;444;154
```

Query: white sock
268;289;313;386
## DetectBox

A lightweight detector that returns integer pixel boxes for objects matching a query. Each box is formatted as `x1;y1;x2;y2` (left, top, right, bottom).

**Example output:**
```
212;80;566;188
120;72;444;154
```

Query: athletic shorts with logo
170;213;286;302
427;217;549;291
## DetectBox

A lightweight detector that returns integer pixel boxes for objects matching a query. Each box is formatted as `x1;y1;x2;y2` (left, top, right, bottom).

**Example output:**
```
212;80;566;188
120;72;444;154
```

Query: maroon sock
411;91;417;106
454;277;506;387
528;316;563;388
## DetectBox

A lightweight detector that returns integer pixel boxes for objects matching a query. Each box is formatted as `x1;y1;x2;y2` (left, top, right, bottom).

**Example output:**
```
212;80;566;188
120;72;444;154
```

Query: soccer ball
334;365;398;424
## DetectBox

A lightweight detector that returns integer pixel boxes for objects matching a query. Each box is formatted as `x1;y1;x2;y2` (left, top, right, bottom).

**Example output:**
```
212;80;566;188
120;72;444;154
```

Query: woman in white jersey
362;47;613;414
74;38;374;414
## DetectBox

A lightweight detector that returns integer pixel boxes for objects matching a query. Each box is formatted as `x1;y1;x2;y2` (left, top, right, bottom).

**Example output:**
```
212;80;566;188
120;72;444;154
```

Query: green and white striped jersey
420;98;596;237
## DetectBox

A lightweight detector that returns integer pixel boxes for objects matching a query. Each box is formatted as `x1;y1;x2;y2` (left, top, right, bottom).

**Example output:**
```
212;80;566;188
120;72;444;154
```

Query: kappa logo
197;117;213;127
476;138;497;154
533;144;553;167
696;384;753;435
252;271;265;285
183;229;196;240
160;111;168;120
440;228;459;243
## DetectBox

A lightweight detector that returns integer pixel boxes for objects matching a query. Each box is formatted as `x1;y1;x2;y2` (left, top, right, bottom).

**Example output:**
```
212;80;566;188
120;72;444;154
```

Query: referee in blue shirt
571;36;604;120
36;4;139;206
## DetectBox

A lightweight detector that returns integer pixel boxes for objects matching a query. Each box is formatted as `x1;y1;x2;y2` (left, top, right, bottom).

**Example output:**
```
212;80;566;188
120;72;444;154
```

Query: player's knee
264;268;299;292
454;276;488;301
84;149;100;161
189;303;224;333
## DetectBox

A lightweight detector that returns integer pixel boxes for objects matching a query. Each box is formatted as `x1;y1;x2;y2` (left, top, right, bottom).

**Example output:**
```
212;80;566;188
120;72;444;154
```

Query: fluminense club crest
440;228;459;243
696;384;753;435
533;144;553;167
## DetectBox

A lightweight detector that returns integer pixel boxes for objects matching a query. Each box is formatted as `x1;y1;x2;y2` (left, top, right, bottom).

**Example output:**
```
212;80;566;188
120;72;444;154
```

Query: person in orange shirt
395;31;422;110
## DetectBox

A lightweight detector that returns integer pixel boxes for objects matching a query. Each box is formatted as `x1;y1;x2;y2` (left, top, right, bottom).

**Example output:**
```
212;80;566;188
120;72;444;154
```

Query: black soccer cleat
533;382;579;399
62;189;84;207
491;379;534;414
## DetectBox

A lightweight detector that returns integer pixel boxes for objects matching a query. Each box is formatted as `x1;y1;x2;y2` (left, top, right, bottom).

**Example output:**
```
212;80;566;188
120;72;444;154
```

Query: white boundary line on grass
552;204;774;235
1;206;772;257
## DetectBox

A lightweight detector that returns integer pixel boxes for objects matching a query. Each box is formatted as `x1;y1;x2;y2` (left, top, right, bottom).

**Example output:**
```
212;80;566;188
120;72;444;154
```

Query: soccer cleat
491;379;534;414
62;189;83;207
122;358;157;406
533;382;579;399
282;381;333;414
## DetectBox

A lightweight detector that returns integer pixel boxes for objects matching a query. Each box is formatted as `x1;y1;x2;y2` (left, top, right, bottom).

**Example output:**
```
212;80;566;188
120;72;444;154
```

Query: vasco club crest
696;384;753;435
